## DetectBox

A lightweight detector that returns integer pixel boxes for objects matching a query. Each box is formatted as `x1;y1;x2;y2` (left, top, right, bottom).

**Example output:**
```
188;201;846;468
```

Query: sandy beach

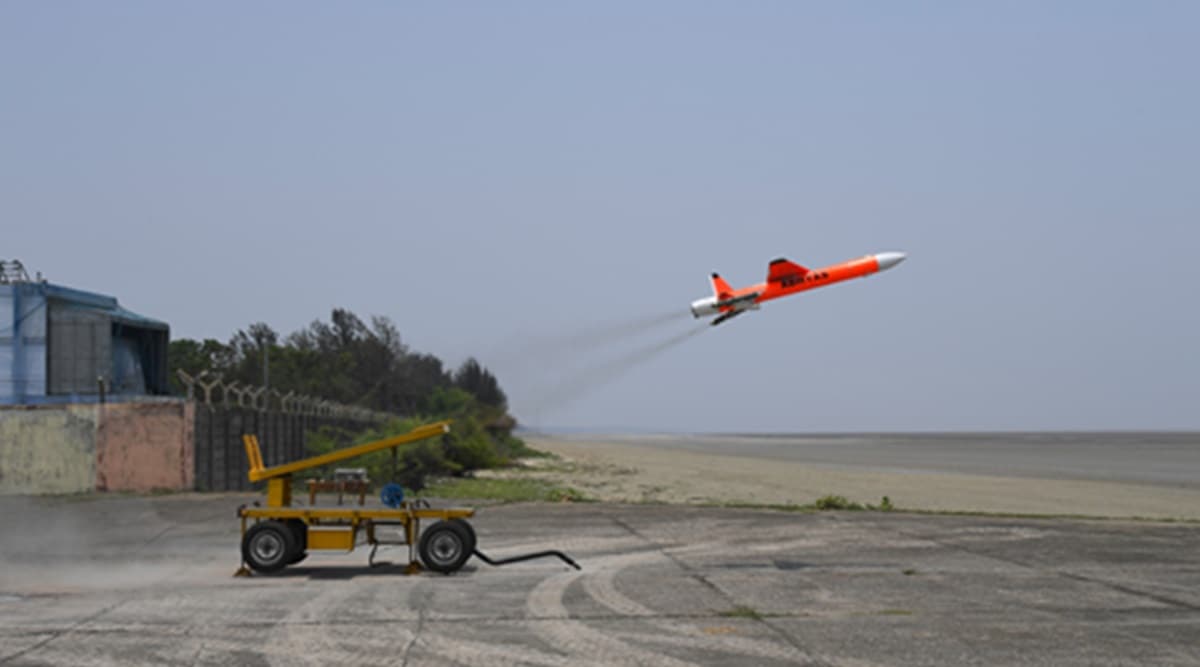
516;433;1200;520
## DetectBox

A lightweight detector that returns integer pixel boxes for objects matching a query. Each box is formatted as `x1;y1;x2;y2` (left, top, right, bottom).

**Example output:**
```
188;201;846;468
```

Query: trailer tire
242;521;296;574
450;518;477;554
286;519;308;564
418;521;472;574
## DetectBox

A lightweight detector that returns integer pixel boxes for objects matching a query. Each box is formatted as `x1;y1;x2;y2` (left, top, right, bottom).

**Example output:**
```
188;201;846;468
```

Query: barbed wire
175;370;391;422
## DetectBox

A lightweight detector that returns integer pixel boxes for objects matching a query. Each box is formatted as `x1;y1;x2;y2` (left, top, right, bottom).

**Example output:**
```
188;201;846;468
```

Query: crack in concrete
608;515;833;666
879;519;1200;612
398;583;431;667
0;598;127;665
872;517;1200;663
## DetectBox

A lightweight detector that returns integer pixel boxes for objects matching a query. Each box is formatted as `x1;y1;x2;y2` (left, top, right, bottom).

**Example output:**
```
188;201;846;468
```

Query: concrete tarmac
1;494;1198;666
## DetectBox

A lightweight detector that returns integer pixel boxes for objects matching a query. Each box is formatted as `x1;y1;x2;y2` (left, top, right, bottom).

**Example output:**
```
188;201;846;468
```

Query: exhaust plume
521;325;706;417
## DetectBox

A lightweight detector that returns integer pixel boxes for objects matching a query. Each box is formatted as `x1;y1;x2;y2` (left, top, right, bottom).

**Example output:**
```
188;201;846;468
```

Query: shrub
397;441;459;492
303;413;536;494
815;494;864;511
441;418;501;471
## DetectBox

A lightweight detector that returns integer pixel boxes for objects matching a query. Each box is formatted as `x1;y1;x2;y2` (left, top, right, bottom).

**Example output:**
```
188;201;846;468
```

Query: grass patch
498;436;552;459
707;495;894;514
813;495;895;511
878;609;913;616
702;499;1198;524
895;508;1200;523
704;501;818;513
814;495;865;511
719;605;764;620
421;477;589;503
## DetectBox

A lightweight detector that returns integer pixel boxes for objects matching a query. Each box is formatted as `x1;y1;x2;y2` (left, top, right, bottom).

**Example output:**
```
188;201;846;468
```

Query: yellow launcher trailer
237;421;477;575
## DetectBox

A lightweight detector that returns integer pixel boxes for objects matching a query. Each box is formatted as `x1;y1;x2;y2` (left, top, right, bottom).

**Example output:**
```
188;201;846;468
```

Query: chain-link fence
176;370;391;491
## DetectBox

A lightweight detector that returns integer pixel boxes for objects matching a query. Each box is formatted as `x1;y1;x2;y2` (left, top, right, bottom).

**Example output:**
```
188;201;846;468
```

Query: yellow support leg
405;515;421;574
266;477;292;508
234;515;251;577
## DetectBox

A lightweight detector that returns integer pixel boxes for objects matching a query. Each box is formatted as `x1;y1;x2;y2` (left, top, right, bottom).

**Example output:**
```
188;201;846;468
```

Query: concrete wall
96;402;194;492
0;400;194;495
0;404;97;493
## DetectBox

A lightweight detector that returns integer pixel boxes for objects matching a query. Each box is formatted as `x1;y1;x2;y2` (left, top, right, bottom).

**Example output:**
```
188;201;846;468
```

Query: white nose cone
875;251;907;271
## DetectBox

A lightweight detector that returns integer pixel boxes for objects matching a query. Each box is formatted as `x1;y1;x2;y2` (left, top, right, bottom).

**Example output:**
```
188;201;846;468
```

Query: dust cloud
0;495;201;594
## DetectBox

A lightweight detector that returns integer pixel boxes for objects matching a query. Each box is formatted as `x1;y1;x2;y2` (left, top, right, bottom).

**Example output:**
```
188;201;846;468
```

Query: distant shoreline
510;432;1200;520
520;429;1200;437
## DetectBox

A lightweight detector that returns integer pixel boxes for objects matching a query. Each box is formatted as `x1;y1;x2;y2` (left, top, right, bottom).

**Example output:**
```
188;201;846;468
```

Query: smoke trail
487;308;684;369
523;325;707;416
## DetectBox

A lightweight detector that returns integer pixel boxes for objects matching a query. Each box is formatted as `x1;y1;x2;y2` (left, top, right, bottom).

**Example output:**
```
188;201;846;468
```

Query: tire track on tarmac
417;631;593;667
580;553;818;665
610;515;832;665
263;578;416;667
524;551;698;667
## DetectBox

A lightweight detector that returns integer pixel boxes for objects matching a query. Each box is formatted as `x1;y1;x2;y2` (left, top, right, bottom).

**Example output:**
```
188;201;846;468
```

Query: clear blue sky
3;3;1197;431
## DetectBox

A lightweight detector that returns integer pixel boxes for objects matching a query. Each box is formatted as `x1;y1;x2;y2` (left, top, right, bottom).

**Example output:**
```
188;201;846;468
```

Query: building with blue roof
1;261;169;404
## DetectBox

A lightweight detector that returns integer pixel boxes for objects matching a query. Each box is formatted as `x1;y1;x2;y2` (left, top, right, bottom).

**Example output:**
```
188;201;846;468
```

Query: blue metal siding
0;282;165;404
0;284;48;403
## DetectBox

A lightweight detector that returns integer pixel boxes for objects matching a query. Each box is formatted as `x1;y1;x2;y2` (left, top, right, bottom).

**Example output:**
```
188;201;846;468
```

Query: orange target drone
690;251;907;325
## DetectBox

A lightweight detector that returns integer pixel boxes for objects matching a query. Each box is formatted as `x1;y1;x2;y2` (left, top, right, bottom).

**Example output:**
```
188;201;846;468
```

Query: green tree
167;338;233;393
169;308;525;481
453;357;507;410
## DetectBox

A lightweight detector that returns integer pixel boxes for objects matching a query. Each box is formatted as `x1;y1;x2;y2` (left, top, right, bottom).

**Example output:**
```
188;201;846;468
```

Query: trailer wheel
286;519;308;564
242;521;296;573
450;518;477;554
418;521;472;574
